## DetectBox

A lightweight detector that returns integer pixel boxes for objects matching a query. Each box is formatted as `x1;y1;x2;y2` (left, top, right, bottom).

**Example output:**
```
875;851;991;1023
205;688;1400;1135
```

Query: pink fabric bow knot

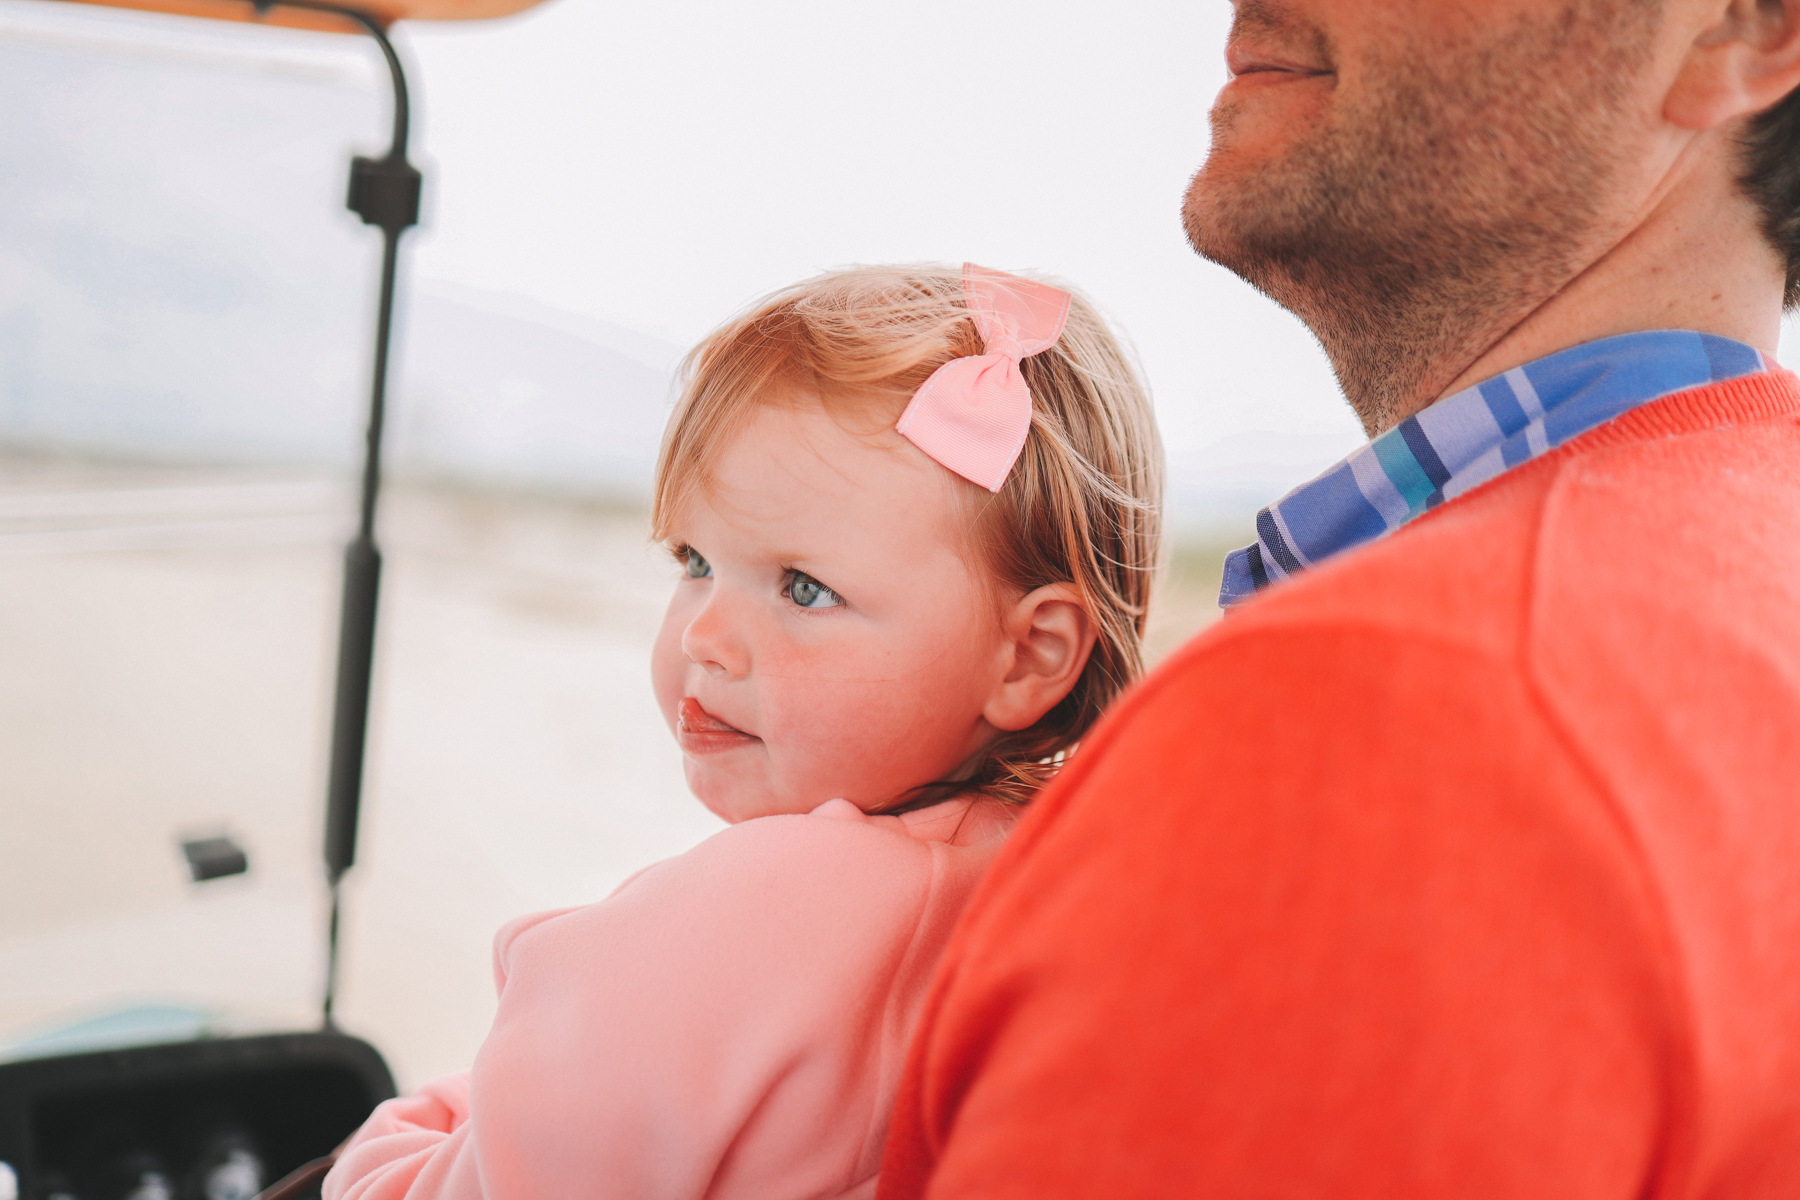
896;263;1072;493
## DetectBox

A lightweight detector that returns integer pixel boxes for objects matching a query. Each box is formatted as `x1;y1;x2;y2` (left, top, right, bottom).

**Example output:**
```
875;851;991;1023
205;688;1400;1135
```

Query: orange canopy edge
48;0;545;34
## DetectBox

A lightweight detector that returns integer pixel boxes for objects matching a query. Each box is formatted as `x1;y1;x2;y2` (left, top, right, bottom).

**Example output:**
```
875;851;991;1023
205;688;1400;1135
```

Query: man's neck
1395;136;1786;432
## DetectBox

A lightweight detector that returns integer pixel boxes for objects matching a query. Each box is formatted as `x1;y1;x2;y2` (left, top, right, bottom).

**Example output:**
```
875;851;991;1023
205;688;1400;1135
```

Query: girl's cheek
650;595;693;731
764;673;931;779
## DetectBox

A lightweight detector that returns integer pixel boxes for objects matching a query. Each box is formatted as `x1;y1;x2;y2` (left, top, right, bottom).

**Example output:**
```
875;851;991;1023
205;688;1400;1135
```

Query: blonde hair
653;264;1164;809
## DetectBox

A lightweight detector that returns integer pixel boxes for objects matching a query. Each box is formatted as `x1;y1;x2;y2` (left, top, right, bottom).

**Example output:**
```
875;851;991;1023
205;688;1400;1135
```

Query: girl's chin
687;769;812;825
684;756;920;823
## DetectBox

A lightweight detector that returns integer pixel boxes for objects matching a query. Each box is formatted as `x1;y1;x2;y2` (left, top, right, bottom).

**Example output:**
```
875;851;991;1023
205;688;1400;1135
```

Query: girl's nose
681;589;750;678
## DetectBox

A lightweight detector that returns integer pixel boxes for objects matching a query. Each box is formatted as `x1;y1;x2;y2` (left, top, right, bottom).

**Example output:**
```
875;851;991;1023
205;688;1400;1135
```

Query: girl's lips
677;697;759;753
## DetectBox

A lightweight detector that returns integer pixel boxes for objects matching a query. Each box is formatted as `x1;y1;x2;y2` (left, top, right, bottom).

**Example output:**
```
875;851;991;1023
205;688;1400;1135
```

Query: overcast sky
1;0;1366;459
393;0;1362;456
9;0;1800;482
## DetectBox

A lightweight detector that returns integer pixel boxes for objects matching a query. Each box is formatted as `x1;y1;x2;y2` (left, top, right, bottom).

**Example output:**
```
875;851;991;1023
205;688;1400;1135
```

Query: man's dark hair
1741;89;1800;308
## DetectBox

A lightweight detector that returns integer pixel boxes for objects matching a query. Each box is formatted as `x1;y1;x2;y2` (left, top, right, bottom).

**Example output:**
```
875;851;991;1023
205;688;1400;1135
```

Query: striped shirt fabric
1218;331;1770;607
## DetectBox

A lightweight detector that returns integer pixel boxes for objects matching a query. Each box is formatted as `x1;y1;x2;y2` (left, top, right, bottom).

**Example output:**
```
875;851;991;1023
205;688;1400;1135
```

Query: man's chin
1180;162;1274;281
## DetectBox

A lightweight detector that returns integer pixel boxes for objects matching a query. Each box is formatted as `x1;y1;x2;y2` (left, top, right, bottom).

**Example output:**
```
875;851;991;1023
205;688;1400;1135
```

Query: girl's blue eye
787;572;843;609
685;550;712;579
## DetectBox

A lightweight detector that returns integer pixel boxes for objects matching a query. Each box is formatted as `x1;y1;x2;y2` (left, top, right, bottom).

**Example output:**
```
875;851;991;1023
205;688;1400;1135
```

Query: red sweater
878;372;1800;1198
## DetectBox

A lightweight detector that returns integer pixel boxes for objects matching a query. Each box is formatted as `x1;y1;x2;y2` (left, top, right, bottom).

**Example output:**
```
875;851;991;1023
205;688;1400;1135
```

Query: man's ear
982;584;1097;734
1667;0;1800;130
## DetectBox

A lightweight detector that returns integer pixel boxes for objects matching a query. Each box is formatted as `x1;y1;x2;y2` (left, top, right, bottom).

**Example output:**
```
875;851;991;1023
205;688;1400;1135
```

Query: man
878;1;1800;1196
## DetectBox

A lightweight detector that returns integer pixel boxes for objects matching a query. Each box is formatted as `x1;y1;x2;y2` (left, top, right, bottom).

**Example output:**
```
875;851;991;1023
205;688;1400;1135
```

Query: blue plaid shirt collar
1219;330;1770;608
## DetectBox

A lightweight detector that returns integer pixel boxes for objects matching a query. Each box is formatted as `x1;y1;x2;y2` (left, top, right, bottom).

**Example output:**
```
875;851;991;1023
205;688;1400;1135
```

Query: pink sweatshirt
323;796;1012;1200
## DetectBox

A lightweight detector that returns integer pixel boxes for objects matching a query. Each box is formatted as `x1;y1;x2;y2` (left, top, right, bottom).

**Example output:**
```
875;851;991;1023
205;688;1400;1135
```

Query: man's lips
1224;43;1329;81
677;697;759;751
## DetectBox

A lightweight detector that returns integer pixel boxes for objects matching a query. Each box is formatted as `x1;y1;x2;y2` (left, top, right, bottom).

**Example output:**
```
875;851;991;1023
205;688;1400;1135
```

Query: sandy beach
0;449;1224;1090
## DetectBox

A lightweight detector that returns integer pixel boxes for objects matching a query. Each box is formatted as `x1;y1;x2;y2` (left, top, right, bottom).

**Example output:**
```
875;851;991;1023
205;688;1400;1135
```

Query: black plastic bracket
346;155;421;234
180;836;250;883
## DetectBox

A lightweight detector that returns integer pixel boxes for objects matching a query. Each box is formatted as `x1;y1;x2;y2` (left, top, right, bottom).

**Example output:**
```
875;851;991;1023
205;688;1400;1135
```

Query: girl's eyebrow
772;553;839;576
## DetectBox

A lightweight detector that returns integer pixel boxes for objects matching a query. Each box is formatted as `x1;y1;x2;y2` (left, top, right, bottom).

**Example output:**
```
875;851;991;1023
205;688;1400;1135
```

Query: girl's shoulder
464;801;1013;1196
619;796;1010;919
613;795;1013;908
491;798;1013;995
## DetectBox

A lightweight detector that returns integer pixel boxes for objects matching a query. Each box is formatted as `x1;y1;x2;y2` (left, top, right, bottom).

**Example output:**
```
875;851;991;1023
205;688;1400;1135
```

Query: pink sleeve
324;812;968;1200
322;908;575;1200
323;1073;484;1200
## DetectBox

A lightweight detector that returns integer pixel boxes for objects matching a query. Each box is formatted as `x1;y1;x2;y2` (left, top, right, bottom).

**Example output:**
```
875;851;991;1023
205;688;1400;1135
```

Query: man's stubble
1185;1;1660;434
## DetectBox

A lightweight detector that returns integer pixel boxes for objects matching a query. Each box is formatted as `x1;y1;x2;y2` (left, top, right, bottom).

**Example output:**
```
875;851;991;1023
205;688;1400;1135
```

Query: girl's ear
1667;0;1800;130
982;584;1097;733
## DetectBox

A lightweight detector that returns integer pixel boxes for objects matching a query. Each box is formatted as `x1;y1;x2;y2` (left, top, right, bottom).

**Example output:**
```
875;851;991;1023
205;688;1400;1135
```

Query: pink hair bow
896;263;1072;493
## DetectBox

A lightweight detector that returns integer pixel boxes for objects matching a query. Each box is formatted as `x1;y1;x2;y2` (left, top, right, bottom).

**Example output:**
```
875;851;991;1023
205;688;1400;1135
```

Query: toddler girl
323;263;1163;1200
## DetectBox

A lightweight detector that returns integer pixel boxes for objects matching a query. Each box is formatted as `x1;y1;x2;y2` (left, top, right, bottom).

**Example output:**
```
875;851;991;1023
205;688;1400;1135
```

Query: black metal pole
255;0;422;1028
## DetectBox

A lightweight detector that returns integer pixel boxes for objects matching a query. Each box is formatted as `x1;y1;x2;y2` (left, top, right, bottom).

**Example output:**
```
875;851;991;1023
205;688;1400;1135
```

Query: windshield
0;0;1250;1104
0;0;724;1094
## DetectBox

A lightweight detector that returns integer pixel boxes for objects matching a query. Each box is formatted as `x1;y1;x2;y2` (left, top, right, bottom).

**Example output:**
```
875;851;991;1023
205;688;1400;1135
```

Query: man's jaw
1191;0;1659;436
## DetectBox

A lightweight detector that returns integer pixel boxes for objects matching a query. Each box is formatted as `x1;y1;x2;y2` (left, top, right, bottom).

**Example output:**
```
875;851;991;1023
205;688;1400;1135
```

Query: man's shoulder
1164;372;1800;697
1046;372;1800;866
